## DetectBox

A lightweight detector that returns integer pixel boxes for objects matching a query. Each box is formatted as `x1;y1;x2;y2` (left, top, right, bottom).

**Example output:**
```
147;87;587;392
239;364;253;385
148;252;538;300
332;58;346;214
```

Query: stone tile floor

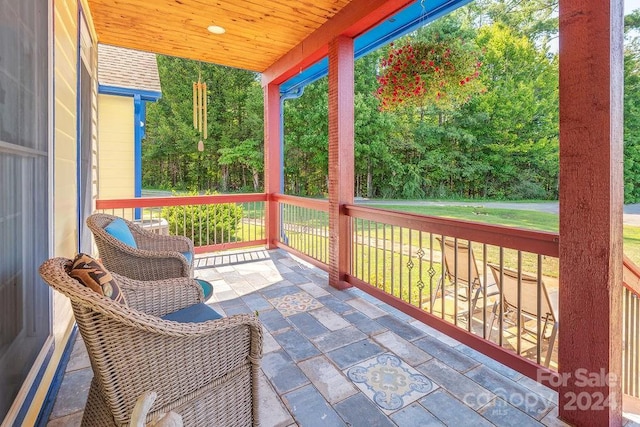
47;249;639;426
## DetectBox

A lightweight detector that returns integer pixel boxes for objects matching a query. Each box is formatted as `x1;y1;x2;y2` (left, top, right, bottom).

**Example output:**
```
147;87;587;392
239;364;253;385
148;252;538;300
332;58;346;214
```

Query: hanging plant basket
376;38;484;111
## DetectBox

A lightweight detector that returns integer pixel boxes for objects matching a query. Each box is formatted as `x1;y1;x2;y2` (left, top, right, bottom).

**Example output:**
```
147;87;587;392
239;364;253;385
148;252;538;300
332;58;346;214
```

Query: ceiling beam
262;0;414;85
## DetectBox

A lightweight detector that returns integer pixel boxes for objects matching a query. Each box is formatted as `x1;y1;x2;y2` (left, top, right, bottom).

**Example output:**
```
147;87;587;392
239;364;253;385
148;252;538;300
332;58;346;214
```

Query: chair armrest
113;273;204;317
86;311;263;424
100;243;191;281
132;229;194;254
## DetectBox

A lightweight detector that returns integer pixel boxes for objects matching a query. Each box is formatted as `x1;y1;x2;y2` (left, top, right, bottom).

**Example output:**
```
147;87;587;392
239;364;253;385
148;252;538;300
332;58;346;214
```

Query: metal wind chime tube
193;71;207;151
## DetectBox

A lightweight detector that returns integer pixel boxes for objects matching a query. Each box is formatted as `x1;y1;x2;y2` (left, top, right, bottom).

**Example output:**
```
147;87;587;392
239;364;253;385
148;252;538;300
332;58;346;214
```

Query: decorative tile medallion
269;291;323;316
346;353;433;413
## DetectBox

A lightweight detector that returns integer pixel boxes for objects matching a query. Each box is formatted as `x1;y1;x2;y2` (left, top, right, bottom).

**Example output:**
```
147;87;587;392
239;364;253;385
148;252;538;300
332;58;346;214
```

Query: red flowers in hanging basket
376;39;484;111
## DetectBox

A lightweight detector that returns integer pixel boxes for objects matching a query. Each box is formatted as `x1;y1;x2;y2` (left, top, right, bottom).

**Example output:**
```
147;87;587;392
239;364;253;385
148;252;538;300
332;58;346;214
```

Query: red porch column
264;83;281;249
558;0;623;424
328;36;354;289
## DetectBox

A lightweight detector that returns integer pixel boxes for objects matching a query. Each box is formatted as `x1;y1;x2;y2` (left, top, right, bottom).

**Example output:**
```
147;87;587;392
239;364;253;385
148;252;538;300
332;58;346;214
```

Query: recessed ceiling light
207;25;226;34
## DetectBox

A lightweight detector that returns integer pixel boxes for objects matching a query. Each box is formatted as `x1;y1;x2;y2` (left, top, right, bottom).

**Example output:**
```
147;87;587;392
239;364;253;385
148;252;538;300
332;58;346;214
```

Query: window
0;0;50;419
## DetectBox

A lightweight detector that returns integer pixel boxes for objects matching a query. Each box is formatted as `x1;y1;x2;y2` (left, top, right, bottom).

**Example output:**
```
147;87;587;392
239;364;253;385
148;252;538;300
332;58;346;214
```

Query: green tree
144;57;263;192
469;23;559;199
624;12;640;202
354;52;401;198
465;0;558;43
283;79;329;196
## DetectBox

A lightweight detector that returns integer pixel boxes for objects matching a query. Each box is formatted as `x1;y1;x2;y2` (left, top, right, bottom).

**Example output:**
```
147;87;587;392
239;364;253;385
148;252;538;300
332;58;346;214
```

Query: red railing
342;203;561;385
96;193;267;253
95;193;640;396
272;195;561;384
271;194;329;270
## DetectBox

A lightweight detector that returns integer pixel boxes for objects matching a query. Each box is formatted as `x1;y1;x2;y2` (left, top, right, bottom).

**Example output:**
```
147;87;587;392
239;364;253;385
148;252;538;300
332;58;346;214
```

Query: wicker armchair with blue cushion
39;256;262;426
87;213;194;282
87;213;214;300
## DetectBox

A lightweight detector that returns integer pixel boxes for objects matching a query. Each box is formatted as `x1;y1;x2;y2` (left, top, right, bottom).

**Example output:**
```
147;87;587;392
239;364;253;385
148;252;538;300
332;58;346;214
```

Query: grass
623;225;640;264
374;204;559;231
376;204;640;266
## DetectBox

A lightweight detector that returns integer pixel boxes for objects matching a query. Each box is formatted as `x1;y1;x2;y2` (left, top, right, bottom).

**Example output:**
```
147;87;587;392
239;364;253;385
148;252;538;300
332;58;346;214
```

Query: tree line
142;0;640;202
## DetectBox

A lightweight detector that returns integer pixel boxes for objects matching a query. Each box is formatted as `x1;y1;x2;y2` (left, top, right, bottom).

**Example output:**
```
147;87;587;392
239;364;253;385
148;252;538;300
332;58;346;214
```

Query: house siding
97;94;135;202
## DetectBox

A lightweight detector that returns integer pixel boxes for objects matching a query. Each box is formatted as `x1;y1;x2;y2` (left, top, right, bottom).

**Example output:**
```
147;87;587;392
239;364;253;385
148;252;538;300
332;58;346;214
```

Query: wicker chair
40;257;262;427
87;213;193;281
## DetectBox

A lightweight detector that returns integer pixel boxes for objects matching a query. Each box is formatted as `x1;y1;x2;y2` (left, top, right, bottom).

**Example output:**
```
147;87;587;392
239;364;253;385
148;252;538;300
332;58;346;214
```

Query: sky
628;0;640;14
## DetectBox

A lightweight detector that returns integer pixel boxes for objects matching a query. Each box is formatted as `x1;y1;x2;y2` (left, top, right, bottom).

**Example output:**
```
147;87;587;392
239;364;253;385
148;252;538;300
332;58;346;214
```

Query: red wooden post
328;36;354;289
264;82;281;249
558;0;623;424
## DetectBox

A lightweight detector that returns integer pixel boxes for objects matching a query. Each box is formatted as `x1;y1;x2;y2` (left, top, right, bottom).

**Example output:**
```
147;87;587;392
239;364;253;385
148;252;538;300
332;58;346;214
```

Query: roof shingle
98;44;161;93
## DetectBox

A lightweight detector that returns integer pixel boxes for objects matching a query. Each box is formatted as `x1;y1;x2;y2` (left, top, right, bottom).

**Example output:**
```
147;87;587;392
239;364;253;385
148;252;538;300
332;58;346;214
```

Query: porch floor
45;249;617;426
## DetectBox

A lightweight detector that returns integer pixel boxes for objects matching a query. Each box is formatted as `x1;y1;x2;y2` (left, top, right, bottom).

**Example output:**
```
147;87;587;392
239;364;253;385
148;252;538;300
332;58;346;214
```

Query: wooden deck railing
95;193;640;397
96;194;267;253
342;203;561;382
272;194;329;269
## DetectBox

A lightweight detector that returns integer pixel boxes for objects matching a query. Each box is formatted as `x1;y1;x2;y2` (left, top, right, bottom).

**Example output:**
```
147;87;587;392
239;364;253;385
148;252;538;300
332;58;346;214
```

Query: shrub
508;179;548;200
162;192;244;246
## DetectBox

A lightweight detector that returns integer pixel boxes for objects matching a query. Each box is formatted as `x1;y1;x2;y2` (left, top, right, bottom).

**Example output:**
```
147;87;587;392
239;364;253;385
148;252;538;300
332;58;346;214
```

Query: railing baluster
629;292;640;397
295;205;300;250
282;203;287;245
498;247;504;348
391;225;395;297
440;234;446;320
516;251;522;358
536;254;543;365
360;219;365;281
299;205;303;251
227;203;231;244
382;223;387;293
367;220;372;285
375;221;379;289
624;289;629;396
304;207;308;255
407;228;412;305
467;240;472;332
429;232;434;315
453;237;458;327
399;227;404;301
307;207;311;258
418;231;423;307
216;201;220;245
205;205;211;246
351;217;356;277
313;208;318;261
482;244;488;339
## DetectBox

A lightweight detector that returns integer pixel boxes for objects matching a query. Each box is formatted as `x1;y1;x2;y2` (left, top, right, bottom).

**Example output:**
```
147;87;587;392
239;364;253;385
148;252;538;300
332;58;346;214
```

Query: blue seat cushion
104;218;137;248
161;302;222;323
195;279;213;300
181;251;193;264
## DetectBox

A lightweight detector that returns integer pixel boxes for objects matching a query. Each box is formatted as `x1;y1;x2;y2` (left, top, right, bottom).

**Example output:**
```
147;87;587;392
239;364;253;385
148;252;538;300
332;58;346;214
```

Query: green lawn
373;204;559;231
375;204;640;265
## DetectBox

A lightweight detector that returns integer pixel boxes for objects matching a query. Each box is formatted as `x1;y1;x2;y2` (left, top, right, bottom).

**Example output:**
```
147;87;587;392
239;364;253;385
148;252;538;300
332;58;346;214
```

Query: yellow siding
21;0;99;424
98;94;135;200
54;0;78;258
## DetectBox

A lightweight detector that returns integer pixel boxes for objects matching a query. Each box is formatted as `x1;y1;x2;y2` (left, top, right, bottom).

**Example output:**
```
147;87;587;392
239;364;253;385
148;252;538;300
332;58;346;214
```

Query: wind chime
193;70;207;151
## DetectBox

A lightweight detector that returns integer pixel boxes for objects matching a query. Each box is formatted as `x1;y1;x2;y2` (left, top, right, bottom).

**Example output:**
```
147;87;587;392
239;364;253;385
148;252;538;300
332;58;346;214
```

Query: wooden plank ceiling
87;0;353;73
